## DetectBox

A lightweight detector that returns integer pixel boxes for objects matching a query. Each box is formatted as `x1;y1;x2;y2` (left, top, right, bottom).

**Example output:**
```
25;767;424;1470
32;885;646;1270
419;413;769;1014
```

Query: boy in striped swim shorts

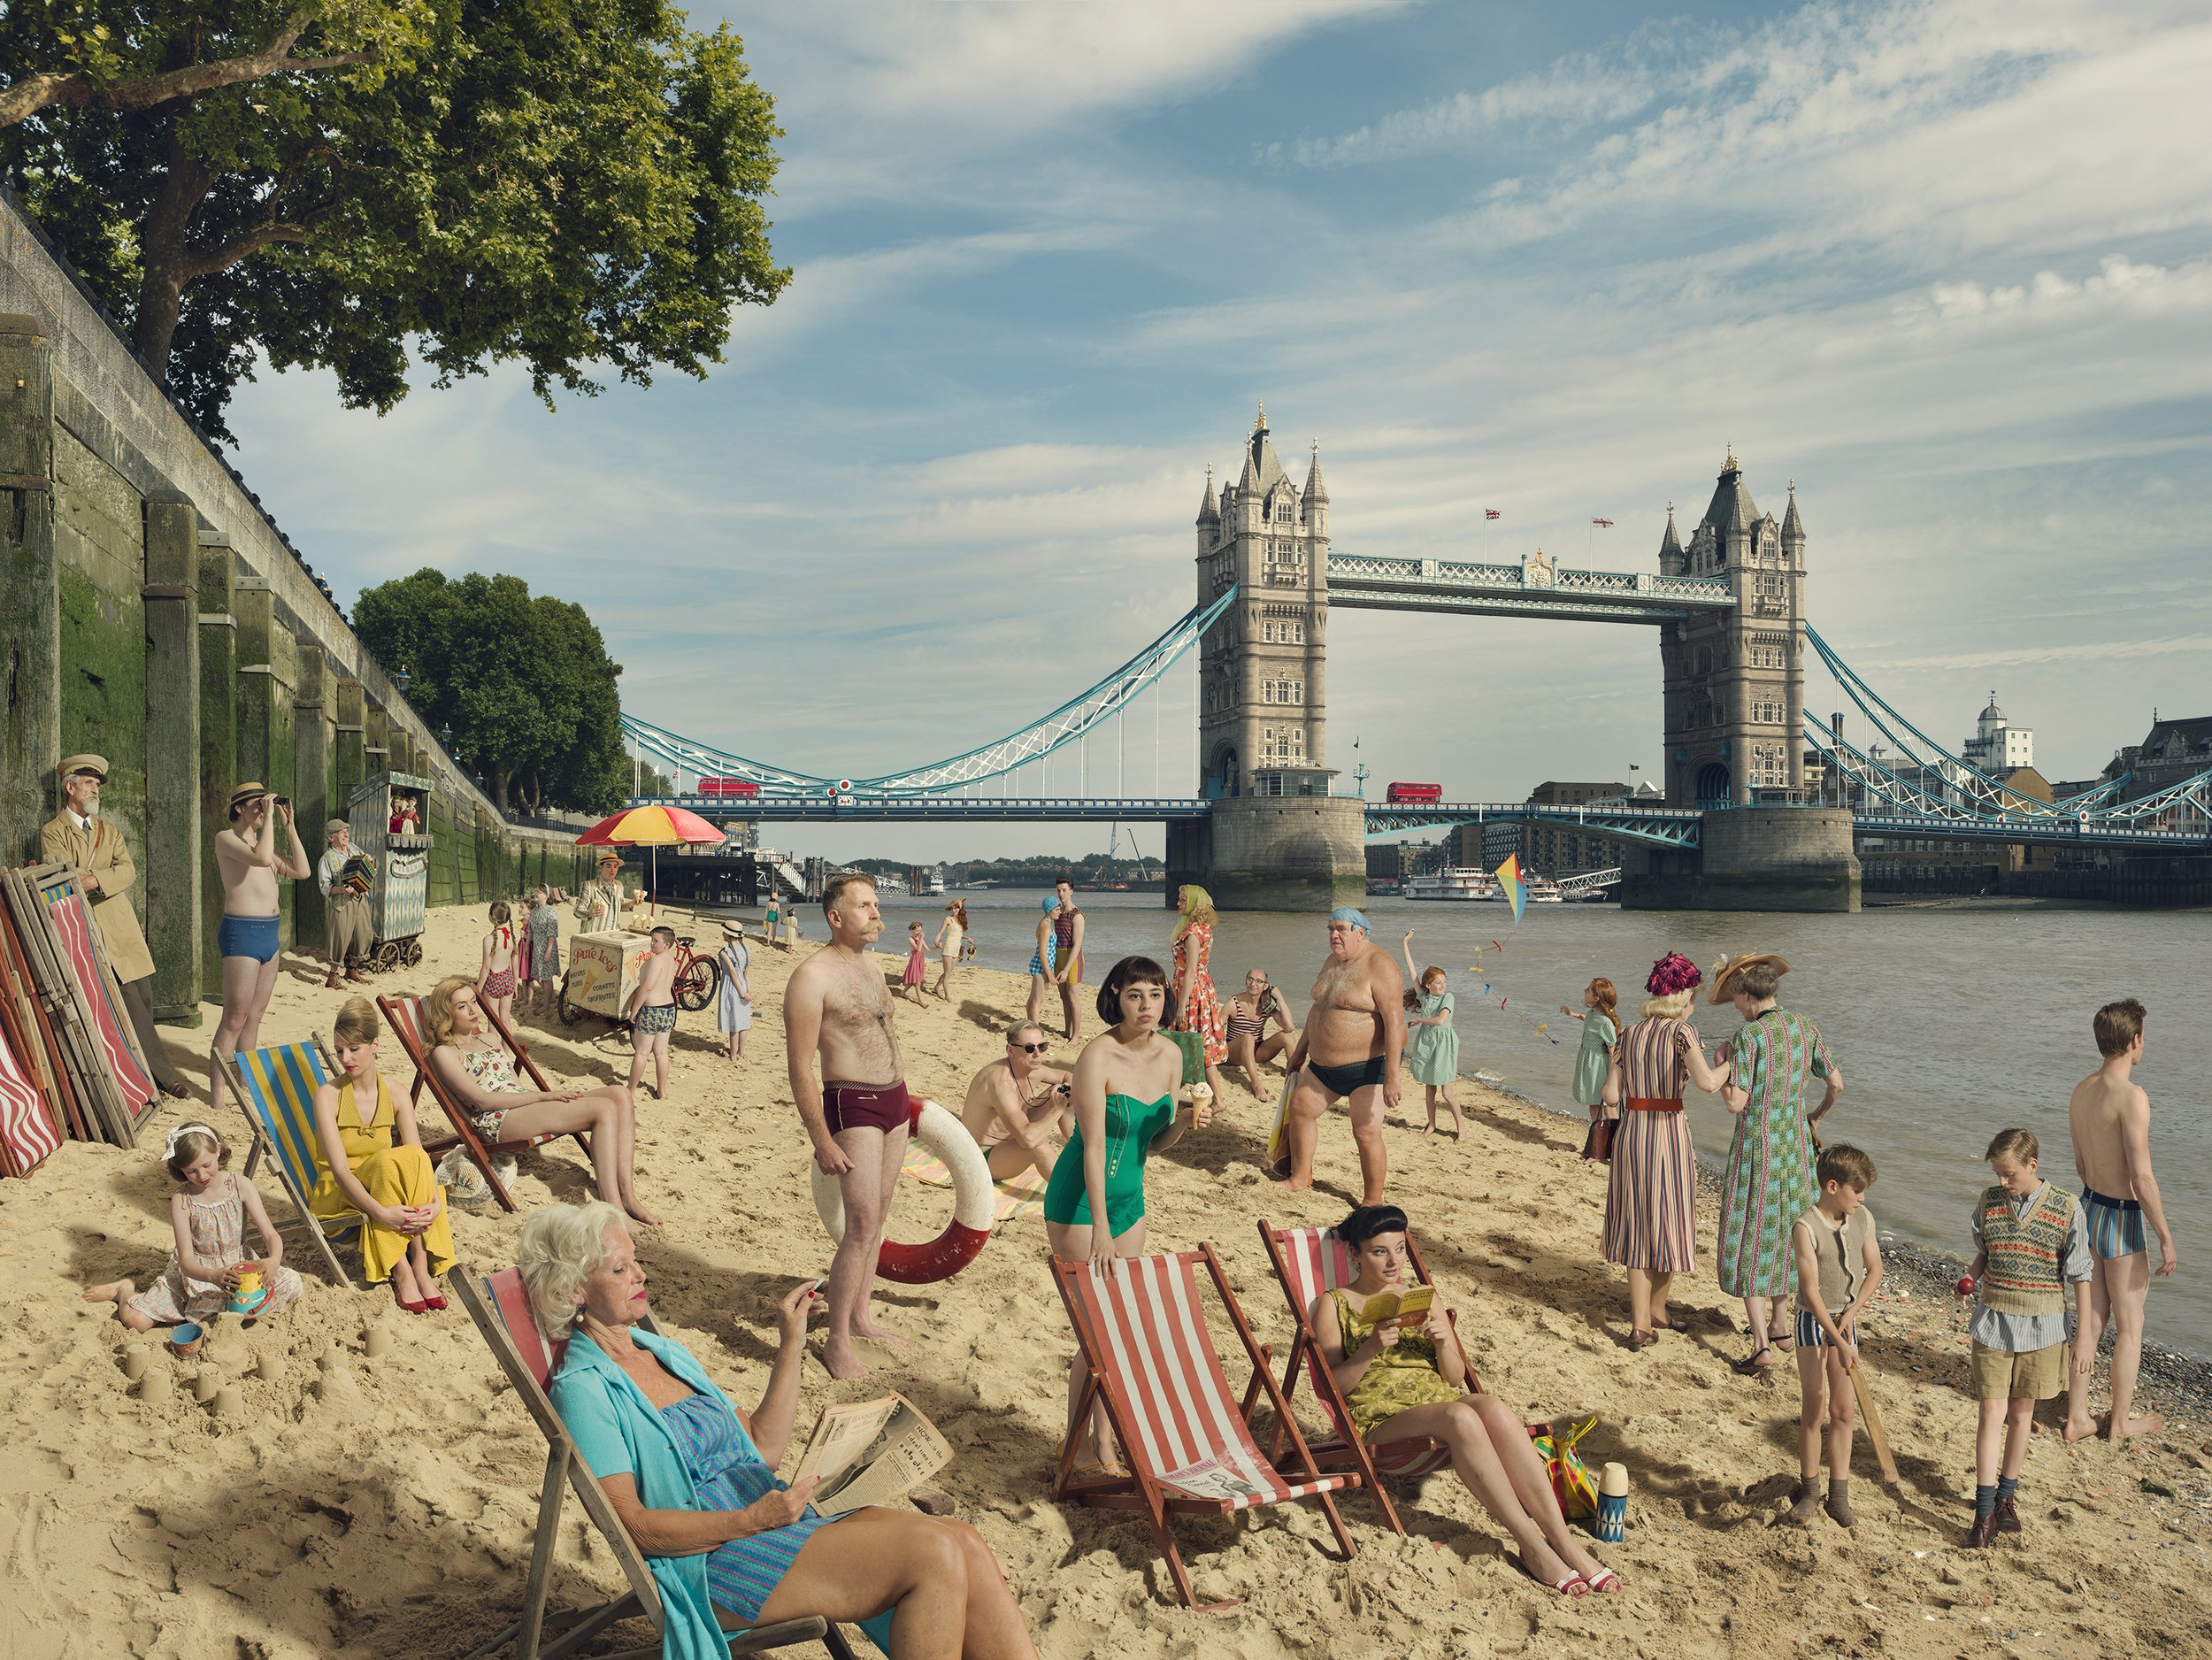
1786;1143;1884;1528
2064;998;2179;1445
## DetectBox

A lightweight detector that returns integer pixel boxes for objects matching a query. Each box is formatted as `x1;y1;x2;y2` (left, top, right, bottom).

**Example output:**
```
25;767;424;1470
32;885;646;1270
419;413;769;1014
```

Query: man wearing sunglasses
957;1020;1074;1184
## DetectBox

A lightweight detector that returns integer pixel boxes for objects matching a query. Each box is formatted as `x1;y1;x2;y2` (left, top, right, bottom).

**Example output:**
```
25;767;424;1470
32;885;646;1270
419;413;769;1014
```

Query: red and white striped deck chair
1048;1246;1358;1609
452;1269;856;1660
378;993;592;1214
1255;1219;1479;1536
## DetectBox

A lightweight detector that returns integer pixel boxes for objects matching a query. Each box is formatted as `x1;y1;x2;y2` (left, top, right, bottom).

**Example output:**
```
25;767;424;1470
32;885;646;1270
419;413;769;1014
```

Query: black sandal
1731;1344;1775;1375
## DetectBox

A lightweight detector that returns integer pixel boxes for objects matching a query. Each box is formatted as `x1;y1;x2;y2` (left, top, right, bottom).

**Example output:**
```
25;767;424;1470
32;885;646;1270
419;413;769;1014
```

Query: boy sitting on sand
625;927;679;1100
1956;1127;2092;1549
1787;1143;1883;1527
2065;996;2179;1443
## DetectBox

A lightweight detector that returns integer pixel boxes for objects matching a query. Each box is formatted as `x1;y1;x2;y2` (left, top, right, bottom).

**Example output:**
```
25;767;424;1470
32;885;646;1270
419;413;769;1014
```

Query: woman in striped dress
1709;952;1843;1373
1601;951;1732;1350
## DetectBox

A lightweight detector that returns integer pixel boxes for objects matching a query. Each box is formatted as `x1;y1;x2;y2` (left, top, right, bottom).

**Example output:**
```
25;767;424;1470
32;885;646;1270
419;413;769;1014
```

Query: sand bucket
167;1322;205;1359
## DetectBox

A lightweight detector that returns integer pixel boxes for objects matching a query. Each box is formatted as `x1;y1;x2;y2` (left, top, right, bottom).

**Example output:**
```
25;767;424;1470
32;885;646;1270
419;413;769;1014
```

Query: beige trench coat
39;813;157;985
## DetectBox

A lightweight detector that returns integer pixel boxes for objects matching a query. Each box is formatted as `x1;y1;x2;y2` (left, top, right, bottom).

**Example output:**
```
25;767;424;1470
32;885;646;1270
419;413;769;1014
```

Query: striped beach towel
900;1141;1048;1226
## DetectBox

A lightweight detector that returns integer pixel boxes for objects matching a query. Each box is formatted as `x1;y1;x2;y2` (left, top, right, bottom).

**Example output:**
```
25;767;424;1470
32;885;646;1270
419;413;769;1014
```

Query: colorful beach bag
1530;1416;1601;1519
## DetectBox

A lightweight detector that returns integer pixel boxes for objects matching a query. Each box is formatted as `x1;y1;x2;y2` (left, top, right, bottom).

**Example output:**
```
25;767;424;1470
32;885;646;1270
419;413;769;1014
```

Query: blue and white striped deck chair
224;1039;359;1288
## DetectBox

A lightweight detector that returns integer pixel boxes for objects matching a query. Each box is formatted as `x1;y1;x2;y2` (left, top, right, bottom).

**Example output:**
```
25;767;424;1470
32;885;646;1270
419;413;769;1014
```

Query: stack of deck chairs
0;863;159;1177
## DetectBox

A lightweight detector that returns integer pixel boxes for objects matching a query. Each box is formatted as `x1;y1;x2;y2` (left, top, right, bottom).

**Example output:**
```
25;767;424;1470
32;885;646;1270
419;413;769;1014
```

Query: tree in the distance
0;0;788;442
353;568;632;817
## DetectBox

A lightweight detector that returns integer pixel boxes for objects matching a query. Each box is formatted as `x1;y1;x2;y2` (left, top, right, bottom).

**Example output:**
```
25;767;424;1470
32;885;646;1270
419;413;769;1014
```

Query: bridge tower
1168;403;1364;911
1657;448;1808;807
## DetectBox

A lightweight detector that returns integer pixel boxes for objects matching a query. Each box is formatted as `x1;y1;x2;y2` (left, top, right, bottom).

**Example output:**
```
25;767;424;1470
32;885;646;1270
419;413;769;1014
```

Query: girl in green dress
1399;933;1463;1139
1046;954;1214;1477
1312;1204;1622;1595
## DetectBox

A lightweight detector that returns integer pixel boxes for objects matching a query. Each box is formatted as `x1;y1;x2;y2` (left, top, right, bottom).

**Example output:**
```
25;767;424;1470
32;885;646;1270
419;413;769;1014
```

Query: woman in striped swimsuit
1223;968;1297;1097
1601;951;1732;1350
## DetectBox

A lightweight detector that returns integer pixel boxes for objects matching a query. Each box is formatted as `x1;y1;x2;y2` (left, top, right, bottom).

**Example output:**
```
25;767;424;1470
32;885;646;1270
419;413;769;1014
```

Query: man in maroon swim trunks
785;872;911;1380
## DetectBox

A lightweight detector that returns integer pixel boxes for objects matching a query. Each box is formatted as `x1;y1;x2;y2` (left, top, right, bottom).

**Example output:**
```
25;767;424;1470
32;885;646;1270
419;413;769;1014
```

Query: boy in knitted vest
1956;1127;2092;1549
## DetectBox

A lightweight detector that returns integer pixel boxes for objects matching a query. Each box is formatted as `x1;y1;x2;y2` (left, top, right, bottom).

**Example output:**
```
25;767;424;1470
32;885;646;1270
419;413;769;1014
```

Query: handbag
1580;1116;1615;1163
1529;1416;1601;1519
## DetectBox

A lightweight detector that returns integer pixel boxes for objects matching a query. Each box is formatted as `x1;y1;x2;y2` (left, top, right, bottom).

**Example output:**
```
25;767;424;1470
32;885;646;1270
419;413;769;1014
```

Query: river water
872;889;2208;1356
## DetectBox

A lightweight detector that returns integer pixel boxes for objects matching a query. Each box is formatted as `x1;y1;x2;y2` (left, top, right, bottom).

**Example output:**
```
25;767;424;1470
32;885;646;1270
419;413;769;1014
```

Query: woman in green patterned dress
1710;953;1845;1373
1311;1204;1622;1595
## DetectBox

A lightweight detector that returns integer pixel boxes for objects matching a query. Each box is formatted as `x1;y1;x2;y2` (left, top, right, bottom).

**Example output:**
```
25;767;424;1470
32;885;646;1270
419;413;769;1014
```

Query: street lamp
440;722;454;753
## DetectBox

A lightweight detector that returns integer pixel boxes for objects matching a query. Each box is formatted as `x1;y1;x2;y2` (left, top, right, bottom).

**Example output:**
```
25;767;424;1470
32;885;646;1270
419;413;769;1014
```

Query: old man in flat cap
40;755;190;1098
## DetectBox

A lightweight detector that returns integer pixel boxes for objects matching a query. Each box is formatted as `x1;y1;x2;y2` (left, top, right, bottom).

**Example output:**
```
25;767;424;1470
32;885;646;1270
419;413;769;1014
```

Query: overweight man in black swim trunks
1279;907;1403;1205
786;872;911;1380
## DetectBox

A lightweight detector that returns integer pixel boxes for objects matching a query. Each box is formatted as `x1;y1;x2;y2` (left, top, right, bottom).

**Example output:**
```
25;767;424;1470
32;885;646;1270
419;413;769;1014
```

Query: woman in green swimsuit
1045;954;1213;1475
1312;1204;1624;1597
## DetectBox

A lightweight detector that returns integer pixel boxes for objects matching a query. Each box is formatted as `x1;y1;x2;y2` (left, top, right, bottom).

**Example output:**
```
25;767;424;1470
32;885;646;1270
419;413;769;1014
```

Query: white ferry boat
1405;867;1497;902
1526;875;1564;903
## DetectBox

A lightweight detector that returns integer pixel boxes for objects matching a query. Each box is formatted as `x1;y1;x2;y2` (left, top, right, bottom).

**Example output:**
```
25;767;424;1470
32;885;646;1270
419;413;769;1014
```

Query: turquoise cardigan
549;1327;891;1659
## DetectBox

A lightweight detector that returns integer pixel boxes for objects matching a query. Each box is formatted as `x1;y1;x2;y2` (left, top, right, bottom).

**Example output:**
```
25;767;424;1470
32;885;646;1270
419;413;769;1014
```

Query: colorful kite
1493;853;1528;926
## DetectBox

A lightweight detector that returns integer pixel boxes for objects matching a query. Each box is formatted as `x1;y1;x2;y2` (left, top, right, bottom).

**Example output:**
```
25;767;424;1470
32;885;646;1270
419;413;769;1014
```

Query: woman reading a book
525;1202;1040;1660
1312;1204;1623;1596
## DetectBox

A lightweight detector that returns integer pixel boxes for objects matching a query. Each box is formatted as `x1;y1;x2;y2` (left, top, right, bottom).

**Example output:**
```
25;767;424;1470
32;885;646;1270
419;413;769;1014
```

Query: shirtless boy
958;1021;1073;1184
625;926;679;1101
2064;997;2179;1442
785;874;910;1379
209;784;310;1114
1278;907;1403;1204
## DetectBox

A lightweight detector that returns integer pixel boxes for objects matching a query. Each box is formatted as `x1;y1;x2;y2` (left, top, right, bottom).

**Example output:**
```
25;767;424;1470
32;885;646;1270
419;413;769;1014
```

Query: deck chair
1254;1218;1484;1536
453;1270;858;1660
221;1039;360;1288
1048;1245;1358;1610
378;993;592;1214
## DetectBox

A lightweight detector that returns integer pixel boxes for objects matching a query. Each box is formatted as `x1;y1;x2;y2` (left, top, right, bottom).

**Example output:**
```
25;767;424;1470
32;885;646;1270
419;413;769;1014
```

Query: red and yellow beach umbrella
575;805;726;914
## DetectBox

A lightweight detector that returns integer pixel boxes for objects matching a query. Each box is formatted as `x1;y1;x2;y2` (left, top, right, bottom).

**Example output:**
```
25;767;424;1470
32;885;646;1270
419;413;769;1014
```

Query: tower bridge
622;404;2212;913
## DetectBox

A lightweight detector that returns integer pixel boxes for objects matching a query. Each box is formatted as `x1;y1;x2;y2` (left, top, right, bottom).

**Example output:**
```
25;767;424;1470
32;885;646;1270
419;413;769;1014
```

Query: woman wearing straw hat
1709;952;1844;1373
715;920;753;1063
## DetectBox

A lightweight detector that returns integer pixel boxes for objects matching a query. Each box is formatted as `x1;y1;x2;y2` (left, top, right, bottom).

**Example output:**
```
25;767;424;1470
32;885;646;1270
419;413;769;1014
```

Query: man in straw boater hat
315;817;376;990
207;782;311;1116
573;850;628;933
1708;950;1845;1373
39;755;191;1098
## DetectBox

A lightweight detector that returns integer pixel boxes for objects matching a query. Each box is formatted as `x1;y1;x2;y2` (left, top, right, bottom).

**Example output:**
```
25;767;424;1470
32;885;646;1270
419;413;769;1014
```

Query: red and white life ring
810;1097;994;1284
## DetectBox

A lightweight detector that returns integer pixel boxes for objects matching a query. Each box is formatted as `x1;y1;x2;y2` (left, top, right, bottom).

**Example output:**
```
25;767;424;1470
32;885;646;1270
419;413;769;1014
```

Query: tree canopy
351;567;631;817
0;0;789;442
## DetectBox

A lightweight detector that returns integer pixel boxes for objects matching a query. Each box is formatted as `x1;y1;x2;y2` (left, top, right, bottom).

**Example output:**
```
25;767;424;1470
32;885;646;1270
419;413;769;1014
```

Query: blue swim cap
1329;907;1371;933
1041;895;1060;914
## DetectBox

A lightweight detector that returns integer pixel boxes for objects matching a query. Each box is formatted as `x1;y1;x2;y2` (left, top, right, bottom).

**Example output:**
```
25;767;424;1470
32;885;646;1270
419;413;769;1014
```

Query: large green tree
0;0;788;442
352;567;632;816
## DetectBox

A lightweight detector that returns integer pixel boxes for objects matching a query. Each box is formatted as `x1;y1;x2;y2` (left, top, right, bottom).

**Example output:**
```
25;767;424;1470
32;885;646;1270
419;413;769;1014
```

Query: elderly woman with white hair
519;1203;1040;1660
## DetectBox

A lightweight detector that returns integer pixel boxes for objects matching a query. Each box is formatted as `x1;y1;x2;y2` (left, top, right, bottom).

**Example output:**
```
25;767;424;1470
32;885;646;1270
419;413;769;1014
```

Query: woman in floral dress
1168;883;1226;1064
1709;952;1844;1373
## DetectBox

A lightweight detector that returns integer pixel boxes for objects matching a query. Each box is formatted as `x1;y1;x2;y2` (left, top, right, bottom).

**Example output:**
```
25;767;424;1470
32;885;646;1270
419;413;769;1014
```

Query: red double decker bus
1386;781;1443;803
696;776;761;798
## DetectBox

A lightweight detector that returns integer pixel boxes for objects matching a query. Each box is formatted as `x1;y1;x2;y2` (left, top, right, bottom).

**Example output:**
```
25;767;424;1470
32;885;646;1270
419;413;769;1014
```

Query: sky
224;0;2212;863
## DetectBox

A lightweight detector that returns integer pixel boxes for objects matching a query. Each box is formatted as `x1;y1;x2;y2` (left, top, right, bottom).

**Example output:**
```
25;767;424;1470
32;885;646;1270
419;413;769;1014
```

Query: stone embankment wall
1;188;592;1022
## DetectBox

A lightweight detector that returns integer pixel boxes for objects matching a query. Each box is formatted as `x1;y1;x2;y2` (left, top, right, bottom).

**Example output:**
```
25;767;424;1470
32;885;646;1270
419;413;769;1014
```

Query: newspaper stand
347;770;435;970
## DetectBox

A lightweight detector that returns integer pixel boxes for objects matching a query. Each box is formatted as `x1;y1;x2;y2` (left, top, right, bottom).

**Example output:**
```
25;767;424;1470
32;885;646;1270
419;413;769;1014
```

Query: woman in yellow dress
311;996;455;1311
1311;1204;1622;1596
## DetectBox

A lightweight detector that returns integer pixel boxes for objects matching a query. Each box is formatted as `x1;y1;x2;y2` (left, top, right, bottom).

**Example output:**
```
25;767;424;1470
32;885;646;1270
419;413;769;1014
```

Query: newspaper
1158;1455;1273;1504
789;1393;952;1518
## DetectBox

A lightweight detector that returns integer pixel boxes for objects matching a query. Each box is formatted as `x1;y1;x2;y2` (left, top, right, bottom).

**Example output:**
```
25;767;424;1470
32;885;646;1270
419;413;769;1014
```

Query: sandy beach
6;903;2209;1660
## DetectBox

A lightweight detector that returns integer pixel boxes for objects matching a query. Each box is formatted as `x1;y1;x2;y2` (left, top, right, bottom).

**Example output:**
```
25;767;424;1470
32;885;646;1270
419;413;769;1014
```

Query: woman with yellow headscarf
1169;884;1226;1064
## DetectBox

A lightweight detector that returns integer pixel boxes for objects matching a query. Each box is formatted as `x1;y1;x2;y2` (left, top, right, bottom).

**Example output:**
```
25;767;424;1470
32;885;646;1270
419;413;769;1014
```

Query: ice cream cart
559;928;654;1027
346;769;434;970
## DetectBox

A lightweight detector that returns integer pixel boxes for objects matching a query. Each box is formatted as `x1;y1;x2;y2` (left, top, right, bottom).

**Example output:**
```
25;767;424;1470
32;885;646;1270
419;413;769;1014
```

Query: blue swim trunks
2082;1187;2147;1259
217;913;280;964
633;1002;678;1035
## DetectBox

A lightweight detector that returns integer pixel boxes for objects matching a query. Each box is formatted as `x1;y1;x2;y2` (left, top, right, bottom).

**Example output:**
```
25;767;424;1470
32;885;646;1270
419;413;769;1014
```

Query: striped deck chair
1048;1246;1358;1610
1254;1219;1483;1536
379;993;591;1214
452;1270;856;1660
223;1040;359;1288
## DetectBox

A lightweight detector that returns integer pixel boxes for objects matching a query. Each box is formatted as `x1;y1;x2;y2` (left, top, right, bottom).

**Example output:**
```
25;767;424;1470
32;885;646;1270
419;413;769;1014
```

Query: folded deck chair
378;993;592;1214
1048;1246;1358;1610
1255;1218;1486;1536
452;1270;857;1660
222;1039;359;1288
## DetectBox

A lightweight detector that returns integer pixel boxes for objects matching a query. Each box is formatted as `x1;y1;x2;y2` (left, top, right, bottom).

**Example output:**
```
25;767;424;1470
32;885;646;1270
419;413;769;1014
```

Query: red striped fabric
1071;1256;1340;1509
47;893;153;1105
0;1025;61;1177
